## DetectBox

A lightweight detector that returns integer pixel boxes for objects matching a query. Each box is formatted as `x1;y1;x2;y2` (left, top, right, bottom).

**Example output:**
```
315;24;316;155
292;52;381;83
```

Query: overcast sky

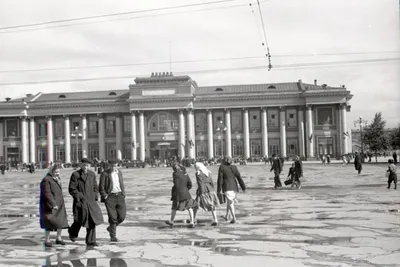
0;0;399;127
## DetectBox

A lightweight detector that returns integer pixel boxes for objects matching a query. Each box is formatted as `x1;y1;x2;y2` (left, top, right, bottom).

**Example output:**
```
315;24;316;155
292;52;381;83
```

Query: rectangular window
106;144;116;160
38;123;47;137
72;121;80;131
195;113;207;132
55;121;64;137
269;138;280;156
71;144;82;163
287;110;297;127
55;146;65;162
214;139;225;157
268;110;279;127
232;140;244;157
249;110;261;130
89;144;99;160
196;141;207;158
250;139;261;156
123;116;131;133
6;119;19;137
287;139;298;156
316;107;334;126
231;111;242;132
89;121;98;135
213;111;225;130
106;117;116;133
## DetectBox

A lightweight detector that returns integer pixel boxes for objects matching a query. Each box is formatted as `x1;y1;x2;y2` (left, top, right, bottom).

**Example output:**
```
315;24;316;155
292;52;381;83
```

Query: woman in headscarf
193;162;219;226
39;164;69;247
166;163;198;228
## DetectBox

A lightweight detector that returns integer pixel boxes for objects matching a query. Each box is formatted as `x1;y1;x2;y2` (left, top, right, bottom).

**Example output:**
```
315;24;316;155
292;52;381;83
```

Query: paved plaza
0;162;399;267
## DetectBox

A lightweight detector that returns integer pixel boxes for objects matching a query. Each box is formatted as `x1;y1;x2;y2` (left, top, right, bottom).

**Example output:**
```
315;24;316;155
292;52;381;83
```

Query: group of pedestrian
39;158;126;247
165;156;246;227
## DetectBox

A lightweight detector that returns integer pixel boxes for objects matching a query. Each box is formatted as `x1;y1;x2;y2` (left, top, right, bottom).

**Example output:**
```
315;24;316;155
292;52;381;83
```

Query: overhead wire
0;0;239;32
256;0;272;70
0;57;398;86
0;51;398;74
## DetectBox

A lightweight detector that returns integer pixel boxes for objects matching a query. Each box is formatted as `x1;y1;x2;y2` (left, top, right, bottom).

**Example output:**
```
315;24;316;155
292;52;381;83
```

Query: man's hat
108;159;119;165
81;158;94;165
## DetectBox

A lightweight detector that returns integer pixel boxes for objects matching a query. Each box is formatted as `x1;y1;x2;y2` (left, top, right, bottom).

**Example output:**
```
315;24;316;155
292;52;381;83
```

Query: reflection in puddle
172;239;248;256
43;257;166;267
0;238;38;246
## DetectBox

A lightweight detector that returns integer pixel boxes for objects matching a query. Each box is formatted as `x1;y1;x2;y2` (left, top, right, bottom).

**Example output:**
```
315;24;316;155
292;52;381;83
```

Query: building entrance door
150;141;178;160
7;147;20;168
317;137;334;157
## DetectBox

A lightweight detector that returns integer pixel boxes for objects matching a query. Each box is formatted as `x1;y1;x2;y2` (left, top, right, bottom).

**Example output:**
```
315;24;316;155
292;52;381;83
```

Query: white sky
0;0;399;127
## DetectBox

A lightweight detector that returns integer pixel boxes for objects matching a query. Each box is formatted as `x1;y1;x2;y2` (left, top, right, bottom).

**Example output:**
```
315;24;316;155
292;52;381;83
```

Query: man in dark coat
292;156;303;189
270;154;283;189
393;152;398;164
354;152;363;174
99;159;126;242
68;158;104;246
217;156;246;224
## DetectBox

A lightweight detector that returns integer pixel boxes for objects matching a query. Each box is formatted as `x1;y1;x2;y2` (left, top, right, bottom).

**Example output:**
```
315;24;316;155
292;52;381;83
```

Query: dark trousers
274;172;282;188
69;215;96;244
105;193;126;237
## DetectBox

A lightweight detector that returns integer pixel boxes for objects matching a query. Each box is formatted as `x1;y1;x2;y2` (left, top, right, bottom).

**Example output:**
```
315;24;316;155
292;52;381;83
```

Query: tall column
207;110;214;159
298;109;305;157
131;112;137;160
21;117;28;163
81;115;88;158
280;108;287;157
306;105;315;158
225;109;232;157
341;104;348;154
179;110;186;159
47;116;54;165
29;118;36;163
243;109;250;159
116;114;123;160
187;109;195;158
261;108;268;157
0;121;3;161
64;115;71;163
138;112;145;161
98;114;106;160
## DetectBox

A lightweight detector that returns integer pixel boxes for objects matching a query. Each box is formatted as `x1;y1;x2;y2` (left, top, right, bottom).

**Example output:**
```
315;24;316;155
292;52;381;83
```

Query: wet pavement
0;163;399;267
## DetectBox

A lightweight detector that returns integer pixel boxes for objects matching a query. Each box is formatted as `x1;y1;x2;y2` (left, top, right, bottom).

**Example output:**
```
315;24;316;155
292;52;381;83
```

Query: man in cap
68;158;104;246
99;159;126;242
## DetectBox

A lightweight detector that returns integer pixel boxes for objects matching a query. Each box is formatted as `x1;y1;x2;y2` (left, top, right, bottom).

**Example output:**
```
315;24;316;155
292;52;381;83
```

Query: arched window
109;92;117;96
148;112;179;132
58;94;66;98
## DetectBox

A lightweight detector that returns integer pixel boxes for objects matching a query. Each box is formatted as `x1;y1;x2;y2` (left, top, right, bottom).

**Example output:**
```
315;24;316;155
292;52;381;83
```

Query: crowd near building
0;73;353;166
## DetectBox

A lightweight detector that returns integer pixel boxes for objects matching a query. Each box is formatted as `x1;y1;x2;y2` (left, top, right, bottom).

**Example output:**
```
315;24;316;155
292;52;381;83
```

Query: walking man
270;154;283;189
354;151;363;174
68;158;104;246
99;159;126;242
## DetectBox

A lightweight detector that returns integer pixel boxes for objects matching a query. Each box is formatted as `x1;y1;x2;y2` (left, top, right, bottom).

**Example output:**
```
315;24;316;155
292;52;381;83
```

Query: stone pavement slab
0;163;398;267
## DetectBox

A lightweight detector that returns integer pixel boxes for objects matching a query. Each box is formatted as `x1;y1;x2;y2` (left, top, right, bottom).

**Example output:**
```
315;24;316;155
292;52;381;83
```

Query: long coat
354;154;362;171
99;169;126;202
270;158;283;175
39;174;69;231
68;169;104;228
171;170;193;202
196;172;215;195
217;163;246;193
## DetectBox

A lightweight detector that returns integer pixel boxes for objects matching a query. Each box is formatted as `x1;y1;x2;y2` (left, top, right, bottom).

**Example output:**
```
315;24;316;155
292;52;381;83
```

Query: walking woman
217;156;246;224
166;163;198;228
387;159;397;189
193;162;220;226
354;151;363;174
39;164;69;247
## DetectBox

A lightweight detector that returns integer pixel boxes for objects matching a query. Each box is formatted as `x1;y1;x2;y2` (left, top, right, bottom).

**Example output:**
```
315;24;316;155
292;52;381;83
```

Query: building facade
0;73;353;164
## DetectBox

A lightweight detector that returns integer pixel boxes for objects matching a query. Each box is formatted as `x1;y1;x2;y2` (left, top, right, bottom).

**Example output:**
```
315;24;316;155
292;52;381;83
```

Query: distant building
0;73;352;164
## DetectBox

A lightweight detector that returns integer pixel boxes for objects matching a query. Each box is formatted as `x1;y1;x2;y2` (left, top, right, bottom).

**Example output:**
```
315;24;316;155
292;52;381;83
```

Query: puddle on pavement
43;257;167;267
172;239;248;256
0;238;38;246
0;214;38;218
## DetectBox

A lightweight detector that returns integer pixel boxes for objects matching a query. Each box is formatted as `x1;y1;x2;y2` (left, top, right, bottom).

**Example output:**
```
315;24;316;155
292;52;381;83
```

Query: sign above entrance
158;142;171;146
142;89;176;96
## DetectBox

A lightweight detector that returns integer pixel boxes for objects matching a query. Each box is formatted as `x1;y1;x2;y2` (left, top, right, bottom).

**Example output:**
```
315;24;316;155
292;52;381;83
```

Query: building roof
30;90;129;102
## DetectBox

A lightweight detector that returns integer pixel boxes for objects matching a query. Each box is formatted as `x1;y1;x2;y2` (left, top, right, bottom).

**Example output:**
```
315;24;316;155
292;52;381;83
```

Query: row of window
1;107;336;138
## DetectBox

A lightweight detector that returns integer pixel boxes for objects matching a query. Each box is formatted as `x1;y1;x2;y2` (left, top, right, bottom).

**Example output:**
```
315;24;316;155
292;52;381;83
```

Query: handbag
284;178;293;186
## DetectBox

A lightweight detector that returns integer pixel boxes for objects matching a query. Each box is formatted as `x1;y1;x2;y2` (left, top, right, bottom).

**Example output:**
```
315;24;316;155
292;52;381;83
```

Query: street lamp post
354;116;368;162
71;126;82;163
216;120;227;158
